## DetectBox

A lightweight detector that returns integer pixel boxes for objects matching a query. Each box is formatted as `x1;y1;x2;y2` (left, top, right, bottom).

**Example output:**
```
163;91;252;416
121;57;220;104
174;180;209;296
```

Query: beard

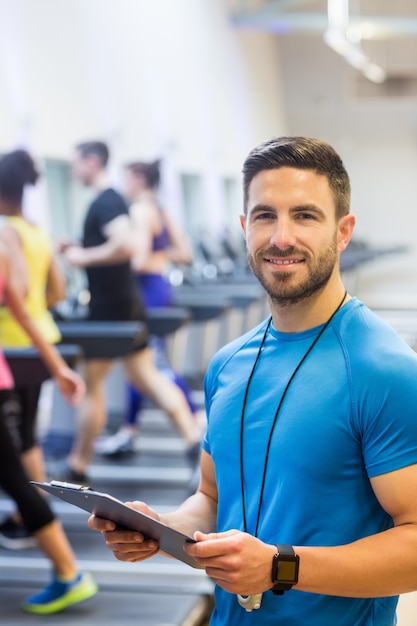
248;235;338;307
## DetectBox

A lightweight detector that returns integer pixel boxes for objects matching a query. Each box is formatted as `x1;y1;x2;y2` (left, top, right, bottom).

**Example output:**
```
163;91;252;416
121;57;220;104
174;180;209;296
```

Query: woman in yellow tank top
0;233;97;614
0;149;69;547
0;216;63;345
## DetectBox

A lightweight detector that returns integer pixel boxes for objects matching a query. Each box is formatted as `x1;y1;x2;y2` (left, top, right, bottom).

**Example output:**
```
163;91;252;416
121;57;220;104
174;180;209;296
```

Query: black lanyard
239;291;347;536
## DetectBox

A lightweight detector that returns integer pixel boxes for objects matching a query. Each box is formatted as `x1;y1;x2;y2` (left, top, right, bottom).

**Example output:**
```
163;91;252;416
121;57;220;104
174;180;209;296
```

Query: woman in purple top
96;160;203;459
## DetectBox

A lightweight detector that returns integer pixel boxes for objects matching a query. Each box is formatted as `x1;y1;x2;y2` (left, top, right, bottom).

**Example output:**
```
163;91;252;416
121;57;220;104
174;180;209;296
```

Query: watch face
276;559;298;582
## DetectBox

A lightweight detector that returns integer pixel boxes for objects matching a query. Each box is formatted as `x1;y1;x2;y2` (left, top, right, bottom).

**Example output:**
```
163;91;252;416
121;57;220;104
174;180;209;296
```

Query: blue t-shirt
203;298;417;626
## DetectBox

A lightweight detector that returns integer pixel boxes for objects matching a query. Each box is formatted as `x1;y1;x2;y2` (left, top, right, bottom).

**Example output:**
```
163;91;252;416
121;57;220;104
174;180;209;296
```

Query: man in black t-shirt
82;187;144;321
58;141;201;482
65;142;144;322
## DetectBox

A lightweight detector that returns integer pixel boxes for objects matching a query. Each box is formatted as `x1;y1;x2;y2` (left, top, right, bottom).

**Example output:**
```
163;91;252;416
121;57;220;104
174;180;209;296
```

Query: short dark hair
0;149;39;205
242;136;351;219
76;141;109;167
125;159;161;189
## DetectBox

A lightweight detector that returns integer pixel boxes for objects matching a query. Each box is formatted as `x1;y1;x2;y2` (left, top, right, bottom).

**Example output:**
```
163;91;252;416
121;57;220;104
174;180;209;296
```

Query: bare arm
130;200;192;272
184;463;417;598
1;248;84;405
46;255;66;307
163;213;192;265
162;450;217;533
293;464;417;596
88;434;417;599
63;215;135;268
129;201;155;272
0;226;28;298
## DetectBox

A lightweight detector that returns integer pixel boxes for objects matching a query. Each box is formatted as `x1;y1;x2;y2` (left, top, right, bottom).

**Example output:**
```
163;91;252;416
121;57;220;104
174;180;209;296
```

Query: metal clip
50;480;91;491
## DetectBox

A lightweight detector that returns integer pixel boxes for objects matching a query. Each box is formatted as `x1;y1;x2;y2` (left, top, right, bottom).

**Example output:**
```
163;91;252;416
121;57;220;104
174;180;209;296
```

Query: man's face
240;167;352;306
71;150;95;186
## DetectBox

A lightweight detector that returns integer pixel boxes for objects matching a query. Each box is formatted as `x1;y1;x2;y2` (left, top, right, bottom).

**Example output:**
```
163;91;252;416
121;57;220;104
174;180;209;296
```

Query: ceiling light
324;0;386;84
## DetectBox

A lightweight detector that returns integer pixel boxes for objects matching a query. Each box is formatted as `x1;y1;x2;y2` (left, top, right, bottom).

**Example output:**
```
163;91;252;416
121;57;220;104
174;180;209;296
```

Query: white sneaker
95;429;137;457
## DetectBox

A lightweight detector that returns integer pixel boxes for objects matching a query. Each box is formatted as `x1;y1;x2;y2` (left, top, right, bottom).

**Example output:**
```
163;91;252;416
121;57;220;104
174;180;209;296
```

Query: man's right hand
55;237;74;253
87;500;160;562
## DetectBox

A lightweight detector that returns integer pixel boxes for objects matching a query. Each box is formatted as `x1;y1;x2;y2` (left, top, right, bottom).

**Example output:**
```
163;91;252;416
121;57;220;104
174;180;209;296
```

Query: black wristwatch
271;544;299;595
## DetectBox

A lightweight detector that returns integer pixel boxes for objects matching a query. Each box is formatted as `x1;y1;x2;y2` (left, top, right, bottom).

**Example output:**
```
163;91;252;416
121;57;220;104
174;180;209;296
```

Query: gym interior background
1;1;417;624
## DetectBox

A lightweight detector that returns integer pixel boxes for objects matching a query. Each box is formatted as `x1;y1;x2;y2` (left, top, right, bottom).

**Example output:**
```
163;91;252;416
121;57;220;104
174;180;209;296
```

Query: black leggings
2;385;42;453
0;390;54;533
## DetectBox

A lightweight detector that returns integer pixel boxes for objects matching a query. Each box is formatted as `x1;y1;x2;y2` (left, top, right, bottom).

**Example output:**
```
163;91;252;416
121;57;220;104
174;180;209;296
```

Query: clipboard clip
49;480;92;491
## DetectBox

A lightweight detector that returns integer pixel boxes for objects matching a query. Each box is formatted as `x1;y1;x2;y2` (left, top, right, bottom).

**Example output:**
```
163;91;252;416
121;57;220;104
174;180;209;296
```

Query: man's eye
254;212;275;221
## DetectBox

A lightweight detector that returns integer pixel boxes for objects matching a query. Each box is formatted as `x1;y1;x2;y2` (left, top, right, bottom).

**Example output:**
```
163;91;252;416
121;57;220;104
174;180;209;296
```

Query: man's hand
185;529;275;596
62;245;87;268
87;501;160;562
56;238;75;254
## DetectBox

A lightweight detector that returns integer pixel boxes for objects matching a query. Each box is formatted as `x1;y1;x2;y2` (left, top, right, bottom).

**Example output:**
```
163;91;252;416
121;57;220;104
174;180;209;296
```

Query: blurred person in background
0;214;97;614
0;149;75;546
58;141;201;482
96;159;204;458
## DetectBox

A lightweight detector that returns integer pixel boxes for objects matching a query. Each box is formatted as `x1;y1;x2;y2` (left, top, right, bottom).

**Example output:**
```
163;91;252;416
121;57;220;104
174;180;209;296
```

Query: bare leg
68;359;113;474
33;519;78;579
122;347;201;446
21;444;46;483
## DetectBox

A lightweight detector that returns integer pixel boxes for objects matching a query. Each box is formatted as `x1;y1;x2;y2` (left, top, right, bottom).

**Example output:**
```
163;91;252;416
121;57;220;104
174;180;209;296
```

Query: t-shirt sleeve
202;366;213;456
360;359;417;478
95;191;128;234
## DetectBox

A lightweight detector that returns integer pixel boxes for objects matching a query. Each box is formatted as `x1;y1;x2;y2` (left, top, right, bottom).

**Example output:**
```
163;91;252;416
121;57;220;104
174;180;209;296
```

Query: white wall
0;0;288;241
0;1;285;186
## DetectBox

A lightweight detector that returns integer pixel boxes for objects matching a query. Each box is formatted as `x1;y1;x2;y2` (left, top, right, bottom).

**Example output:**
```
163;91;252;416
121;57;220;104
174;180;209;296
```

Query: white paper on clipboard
32;480;201;569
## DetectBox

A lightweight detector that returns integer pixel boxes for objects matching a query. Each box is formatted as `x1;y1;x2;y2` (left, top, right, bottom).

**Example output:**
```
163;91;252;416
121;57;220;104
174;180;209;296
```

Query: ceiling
228;0;417;78
229;1;417;39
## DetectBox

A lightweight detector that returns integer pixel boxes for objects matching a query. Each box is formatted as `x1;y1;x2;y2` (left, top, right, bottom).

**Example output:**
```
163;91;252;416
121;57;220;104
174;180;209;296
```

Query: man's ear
337;214;356;252
239;213;246;236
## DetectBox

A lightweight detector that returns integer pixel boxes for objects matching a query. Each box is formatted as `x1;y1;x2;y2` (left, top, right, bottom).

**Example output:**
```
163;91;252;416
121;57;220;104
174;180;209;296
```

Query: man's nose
270;219;296;249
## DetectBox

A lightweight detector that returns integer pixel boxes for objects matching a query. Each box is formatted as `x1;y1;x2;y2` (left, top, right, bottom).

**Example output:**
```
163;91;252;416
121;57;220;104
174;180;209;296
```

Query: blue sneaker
22;571;98;614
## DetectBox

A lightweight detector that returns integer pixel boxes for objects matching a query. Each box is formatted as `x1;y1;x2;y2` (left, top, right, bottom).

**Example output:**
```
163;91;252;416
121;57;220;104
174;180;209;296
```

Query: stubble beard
248;236;338;307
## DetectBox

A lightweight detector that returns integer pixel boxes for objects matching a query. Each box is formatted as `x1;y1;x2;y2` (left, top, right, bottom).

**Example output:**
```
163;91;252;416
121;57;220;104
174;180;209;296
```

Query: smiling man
242;165;350;311
88;136;417;626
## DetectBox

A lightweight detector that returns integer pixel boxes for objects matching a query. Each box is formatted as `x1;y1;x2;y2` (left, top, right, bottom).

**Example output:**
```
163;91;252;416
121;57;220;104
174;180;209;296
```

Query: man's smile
265;258;304;266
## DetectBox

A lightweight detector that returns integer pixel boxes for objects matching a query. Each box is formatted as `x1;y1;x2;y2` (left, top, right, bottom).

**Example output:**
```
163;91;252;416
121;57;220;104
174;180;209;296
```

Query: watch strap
271;544;299;595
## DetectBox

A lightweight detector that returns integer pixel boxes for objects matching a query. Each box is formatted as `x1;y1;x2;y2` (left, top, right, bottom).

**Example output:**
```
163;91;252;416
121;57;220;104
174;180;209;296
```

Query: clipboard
32;480;201;569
